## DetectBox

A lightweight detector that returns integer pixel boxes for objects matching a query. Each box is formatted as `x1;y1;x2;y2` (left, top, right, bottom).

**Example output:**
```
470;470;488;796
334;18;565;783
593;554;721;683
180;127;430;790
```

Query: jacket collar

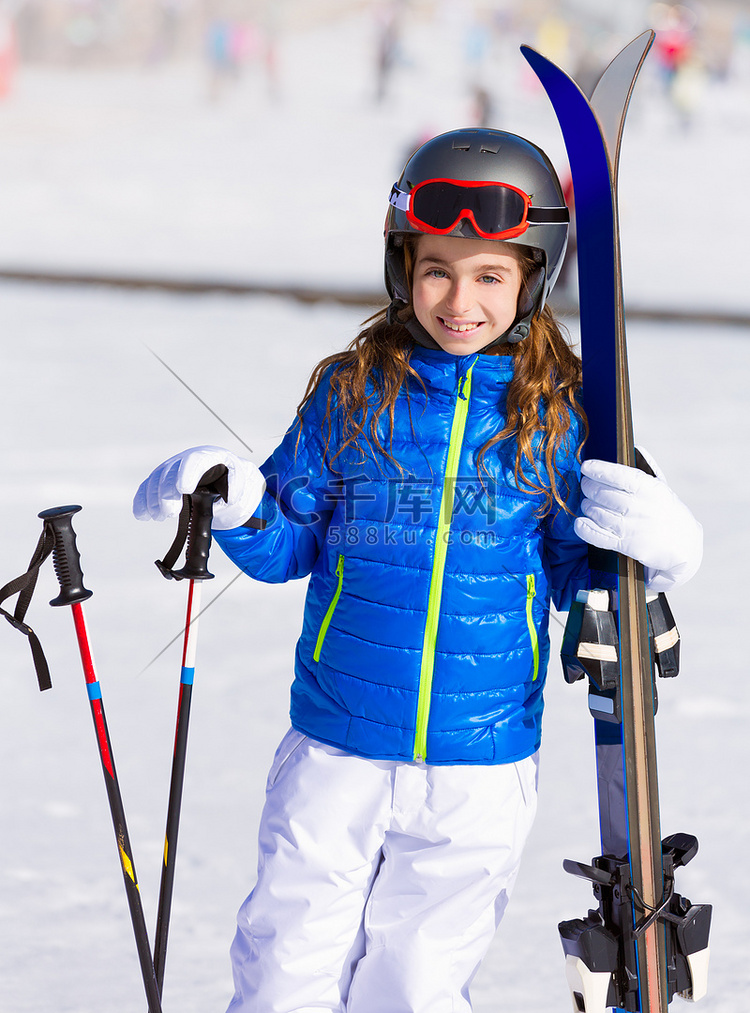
409;344;515;399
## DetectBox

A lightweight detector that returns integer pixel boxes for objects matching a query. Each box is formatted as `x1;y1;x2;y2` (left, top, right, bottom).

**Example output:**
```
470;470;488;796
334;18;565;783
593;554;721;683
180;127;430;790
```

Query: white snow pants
226;729;539;1013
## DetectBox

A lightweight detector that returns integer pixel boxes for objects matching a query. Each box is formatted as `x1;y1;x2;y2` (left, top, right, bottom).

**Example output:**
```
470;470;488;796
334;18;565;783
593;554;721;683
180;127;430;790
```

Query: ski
521;34;711;1013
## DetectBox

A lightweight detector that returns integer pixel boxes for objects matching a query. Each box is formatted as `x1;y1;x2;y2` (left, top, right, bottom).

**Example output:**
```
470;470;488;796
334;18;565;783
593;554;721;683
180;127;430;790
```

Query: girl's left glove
133;446;265;531
573;453;702;593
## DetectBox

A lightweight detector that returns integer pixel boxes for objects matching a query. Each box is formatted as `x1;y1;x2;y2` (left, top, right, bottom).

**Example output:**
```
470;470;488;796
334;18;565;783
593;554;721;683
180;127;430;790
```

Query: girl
134;128;702;1013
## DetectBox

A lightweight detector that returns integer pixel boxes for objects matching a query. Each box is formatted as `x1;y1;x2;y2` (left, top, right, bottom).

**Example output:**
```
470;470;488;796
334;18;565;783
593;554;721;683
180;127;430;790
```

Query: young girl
134;128;702;1013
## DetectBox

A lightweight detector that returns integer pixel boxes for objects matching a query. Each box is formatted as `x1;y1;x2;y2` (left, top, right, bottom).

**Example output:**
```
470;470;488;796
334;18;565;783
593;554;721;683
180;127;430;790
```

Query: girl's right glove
133;446;266;530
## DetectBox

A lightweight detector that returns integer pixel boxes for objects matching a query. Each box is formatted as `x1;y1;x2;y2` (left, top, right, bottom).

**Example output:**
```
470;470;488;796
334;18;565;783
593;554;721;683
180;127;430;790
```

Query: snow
0;9;748;1012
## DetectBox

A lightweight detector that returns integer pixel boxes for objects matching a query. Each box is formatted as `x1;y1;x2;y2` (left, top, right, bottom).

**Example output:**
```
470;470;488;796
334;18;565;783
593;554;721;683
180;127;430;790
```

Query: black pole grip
634;447;656;478
171;487;217;581
38;505;93;607
167;465;228;582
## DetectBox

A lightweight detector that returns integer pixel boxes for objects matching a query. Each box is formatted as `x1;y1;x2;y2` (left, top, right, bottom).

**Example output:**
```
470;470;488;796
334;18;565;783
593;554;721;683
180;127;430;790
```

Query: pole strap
0;525;56;691
156;496;192;577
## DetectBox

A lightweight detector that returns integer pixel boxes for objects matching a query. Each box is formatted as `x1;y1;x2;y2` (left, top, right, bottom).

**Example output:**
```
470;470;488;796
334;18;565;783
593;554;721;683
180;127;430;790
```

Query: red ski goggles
389;178;569;240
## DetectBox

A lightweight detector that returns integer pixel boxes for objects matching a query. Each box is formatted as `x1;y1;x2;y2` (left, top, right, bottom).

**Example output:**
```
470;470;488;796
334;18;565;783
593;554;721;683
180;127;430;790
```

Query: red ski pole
39;506;163;1013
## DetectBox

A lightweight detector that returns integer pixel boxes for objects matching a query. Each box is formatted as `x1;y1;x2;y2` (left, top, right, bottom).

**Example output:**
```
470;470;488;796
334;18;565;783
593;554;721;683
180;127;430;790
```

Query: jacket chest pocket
313;554;345;663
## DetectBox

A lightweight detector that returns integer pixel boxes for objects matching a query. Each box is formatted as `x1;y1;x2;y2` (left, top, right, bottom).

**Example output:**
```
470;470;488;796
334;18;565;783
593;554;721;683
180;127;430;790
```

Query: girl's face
411;234;524;355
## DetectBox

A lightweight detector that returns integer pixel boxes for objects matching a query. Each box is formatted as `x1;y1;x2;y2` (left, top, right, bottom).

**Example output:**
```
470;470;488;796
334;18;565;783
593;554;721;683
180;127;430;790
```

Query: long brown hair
297;241;587;516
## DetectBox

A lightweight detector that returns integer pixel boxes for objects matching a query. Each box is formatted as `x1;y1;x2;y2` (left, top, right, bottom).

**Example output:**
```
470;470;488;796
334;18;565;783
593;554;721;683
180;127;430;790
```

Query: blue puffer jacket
214;345;589;765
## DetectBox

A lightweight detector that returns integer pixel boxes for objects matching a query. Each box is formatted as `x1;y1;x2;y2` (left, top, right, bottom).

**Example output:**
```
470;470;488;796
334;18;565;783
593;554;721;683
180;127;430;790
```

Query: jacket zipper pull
457;355;479;399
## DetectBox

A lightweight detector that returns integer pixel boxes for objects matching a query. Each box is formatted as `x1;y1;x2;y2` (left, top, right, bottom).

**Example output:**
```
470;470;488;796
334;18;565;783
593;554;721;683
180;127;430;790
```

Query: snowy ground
0;8;748;1013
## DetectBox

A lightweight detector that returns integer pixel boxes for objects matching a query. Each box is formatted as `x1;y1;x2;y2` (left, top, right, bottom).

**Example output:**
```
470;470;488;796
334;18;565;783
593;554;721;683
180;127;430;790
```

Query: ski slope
0;9;748;1012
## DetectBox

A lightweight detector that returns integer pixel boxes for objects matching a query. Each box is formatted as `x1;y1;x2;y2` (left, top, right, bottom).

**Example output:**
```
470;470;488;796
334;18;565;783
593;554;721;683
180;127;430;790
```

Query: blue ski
522;34;711;1013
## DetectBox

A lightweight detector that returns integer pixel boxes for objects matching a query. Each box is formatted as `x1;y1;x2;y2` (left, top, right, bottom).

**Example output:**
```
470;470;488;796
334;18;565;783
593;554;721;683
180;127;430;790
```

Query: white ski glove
133;446;266;531
573;451;702;593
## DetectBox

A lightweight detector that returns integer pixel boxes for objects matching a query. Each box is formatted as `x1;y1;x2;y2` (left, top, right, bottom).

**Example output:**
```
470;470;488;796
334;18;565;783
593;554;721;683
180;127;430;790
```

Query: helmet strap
385;236;443;350
505;264;545;345
476;263;545;350
386;299;442;349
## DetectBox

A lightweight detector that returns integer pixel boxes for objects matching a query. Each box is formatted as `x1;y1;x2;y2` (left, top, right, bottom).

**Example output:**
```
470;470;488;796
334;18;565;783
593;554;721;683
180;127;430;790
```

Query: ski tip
519;43;550;68
519;42;585;98
633;28;657;48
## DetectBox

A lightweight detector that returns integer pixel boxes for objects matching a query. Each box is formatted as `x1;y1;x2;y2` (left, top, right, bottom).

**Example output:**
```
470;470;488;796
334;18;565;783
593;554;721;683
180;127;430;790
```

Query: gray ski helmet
385;128;569;343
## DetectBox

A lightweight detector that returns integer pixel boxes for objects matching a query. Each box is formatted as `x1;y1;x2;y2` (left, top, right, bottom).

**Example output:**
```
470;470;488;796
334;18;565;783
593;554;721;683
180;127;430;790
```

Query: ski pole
152;465;228;994
39;505;163;1013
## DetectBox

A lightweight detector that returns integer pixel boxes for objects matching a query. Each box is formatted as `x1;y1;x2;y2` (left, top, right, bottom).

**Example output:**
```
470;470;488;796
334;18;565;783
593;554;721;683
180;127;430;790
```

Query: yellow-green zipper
313;554;345;662
526;574;540;681
414;367;474;762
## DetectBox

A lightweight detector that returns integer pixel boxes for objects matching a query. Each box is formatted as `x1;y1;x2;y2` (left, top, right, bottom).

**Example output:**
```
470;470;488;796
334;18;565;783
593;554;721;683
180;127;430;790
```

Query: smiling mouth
439;318;484;333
